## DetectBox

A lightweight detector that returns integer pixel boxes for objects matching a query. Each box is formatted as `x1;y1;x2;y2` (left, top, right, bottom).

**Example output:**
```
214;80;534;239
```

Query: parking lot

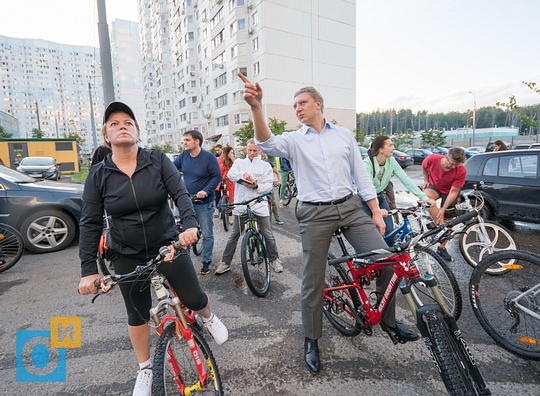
1;164;539;395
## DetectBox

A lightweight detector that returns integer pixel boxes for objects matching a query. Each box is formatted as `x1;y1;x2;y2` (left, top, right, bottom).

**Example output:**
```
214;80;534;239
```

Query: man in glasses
421;147;467;260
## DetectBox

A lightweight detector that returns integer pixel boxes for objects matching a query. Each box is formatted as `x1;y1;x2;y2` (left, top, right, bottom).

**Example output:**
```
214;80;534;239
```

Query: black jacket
79;148;198;276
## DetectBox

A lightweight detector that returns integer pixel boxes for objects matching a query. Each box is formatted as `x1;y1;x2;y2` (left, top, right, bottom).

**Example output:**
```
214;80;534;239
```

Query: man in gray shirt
238;74;419;374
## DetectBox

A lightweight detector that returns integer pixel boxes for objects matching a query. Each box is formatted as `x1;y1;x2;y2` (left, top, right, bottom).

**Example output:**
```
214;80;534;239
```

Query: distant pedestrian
261;153;284;225
493;140;509;151
90;145;112;167
278;157;292;208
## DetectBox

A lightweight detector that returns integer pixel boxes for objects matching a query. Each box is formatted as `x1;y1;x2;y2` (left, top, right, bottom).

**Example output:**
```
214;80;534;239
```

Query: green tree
420;129;446;147
63;131;86;153
31;128;44;138
497;81;540;134
355;127;367;146
233;117;288;148
392;129;415;150
0;125;13;138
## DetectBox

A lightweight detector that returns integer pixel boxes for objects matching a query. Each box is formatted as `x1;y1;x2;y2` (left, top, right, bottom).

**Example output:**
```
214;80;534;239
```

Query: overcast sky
1;0;539;114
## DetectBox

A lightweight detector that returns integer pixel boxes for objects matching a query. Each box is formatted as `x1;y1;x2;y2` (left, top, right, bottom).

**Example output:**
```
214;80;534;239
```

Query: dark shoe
437;247;453;261
381;320;419;343
200;262;211;275
275;219;284;225
304;338;320;374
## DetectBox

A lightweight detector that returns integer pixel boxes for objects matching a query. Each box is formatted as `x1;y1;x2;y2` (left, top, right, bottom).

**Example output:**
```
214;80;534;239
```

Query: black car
16;156;61;180
405;148;432;165
392;149;414;168
463;150;540;223
0;165;83;253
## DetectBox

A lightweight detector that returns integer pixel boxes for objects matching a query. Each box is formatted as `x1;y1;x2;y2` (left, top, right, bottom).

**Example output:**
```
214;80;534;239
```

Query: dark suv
463;149;539;223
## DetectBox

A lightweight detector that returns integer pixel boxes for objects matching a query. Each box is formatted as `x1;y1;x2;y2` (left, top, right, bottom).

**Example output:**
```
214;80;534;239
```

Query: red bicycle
324;209;491;395
93;240;223;395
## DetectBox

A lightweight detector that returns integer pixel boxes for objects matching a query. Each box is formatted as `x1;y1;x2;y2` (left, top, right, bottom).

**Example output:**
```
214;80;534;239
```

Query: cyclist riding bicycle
78;101;228;396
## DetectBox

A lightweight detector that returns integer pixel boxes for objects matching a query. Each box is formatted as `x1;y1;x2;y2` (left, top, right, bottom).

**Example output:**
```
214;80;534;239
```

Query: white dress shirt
256;121;377;203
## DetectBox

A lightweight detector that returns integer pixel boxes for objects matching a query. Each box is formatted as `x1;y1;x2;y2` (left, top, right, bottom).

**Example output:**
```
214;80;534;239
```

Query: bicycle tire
282;184;292;206
459;220;517;275
191;237;201;256
241;230;270;297
323;253;363;336
219;195;229;232
410;247;463;321
0;223;24;273
469;250;540;361
424;310;487;395
153;321;223;395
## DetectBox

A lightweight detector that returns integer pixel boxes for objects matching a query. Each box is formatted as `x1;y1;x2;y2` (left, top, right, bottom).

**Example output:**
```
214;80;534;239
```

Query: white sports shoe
203;313;228;345
132;367;152;396
214;261;231;275
271;258;283;273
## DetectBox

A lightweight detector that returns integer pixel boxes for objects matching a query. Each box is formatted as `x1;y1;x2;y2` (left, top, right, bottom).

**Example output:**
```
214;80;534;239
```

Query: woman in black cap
77;102;228;396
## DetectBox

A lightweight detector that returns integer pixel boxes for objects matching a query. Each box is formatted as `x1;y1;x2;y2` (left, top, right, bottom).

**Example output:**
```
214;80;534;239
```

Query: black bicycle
218;191;272;297
0;223;24;273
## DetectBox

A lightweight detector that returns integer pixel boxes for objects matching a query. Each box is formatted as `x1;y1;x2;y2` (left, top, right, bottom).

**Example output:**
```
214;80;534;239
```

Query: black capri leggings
113;252;209;326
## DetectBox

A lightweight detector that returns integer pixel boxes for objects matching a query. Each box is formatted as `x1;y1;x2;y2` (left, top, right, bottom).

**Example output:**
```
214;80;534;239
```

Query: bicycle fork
149;275;210;393
400;277;490;394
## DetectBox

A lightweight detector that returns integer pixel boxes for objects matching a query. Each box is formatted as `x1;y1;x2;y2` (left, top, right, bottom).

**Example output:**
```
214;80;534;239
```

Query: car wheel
20;209;77;253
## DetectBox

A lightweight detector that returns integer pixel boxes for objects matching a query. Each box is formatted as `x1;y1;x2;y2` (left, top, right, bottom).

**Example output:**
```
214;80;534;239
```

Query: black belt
302;193;353;206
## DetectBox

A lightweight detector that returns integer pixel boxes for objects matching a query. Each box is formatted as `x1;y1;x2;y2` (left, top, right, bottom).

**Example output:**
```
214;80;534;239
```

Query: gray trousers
296;195;394;340
222;214;279;265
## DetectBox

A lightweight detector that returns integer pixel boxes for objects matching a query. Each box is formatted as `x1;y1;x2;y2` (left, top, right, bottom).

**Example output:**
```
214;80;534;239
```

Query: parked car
446;145;474;158
405;148;432;165
16;156;61;180
463;150;540;223
529;143;540;149
358;146;368;159
0;165;83;253
467;146;485;154
512;143;532;150
422;146;448;155
165;153;181;162
392;149;414;168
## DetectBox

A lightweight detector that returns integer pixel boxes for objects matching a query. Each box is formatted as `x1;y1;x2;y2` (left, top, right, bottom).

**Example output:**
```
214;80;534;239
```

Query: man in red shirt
421;147;467;260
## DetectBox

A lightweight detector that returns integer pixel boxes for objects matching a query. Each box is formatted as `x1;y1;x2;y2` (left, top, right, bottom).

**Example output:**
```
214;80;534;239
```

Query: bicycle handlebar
327;209;479;267
216;190;272;209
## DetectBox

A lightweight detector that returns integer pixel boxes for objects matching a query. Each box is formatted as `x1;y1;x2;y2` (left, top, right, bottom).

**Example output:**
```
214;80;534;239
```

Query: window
214;93;228;108
233;113;249;124
499;155;538;178
232;90;244;103
211;30;225;49
252;37;259;51
216;115;229;127
232;66;247;81
252;12;259;26
214;72;227;88
253;62;260;75
230;19;246;34
231;45;237;59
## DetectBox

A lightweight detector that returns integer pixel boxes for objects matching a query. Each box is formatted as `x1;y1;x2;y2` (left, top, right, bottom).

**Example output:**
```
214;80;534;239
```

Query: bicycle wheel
191;237;201;256
219;195;229;232
410;247;463;321
282;184;292;206
423;310;488;395
153;321;223;395
469;250;540;360
323;253;363;336
459;220;517;274
241;230;270;297
0;224;24;273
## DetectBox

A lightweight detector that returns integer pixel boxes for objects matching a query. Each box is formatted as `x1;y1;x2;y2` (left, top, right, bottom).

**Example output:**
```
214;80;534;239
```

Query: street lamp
23;92;41;132
469;91;476;145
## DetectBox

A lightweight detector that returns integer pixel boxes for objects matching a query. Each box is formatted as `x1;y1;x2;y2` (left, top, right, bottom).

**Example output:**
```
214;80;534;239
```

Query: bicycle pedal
379;323;400;345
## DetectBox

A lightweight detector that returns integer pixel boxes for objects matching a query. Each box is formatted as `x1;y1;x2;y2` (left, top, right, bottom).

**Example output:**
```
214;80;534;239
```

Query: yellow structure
0;138;80;173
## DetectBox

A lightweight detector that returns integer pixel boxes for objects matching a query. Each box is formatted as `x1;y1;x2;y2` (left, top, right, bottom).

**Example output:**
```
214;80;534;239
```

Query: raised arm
238;73;272;142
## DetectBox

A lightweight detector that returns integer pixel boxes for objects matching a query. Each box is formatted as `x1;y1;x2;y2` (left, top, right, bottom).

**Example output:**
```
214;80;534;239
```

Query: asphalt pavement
1;164;539;395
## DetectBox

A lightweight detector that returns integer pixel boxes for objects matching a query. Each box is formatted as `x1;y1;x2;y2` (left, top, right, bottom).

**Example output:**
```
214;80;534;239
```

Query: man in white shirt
215;139;283;275
238;74;419;374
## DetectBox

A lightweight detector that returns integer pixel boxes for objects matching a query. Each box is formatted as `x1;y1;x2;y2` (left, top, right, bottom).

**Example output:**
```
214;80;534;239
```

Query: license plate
30;173;42;177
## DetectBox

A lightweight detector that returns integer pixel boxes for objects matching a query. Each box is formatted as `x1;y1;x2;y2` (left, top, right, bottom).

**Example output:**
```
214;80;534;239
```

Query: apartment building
138;0;356;150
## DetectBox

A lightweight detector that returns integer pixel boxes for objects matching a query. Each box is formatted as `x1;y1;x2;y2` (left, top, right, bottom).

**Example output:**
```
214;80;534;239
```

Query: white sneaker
214;261;231;275
132;367;152;396
271;258;283;273
279;200;284;208
203;313;228;345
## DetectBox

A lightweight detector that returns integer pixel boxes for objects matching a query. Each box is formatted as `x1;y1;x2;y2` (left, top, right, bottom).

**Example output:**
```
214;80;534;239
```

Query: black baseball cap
103;101;136;124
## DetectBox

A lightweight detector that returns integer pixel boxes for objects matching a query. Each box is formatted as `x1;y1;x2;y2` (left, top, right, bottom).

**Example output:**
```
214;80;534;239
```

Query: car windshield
20;157;54;166
0;165;37;183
